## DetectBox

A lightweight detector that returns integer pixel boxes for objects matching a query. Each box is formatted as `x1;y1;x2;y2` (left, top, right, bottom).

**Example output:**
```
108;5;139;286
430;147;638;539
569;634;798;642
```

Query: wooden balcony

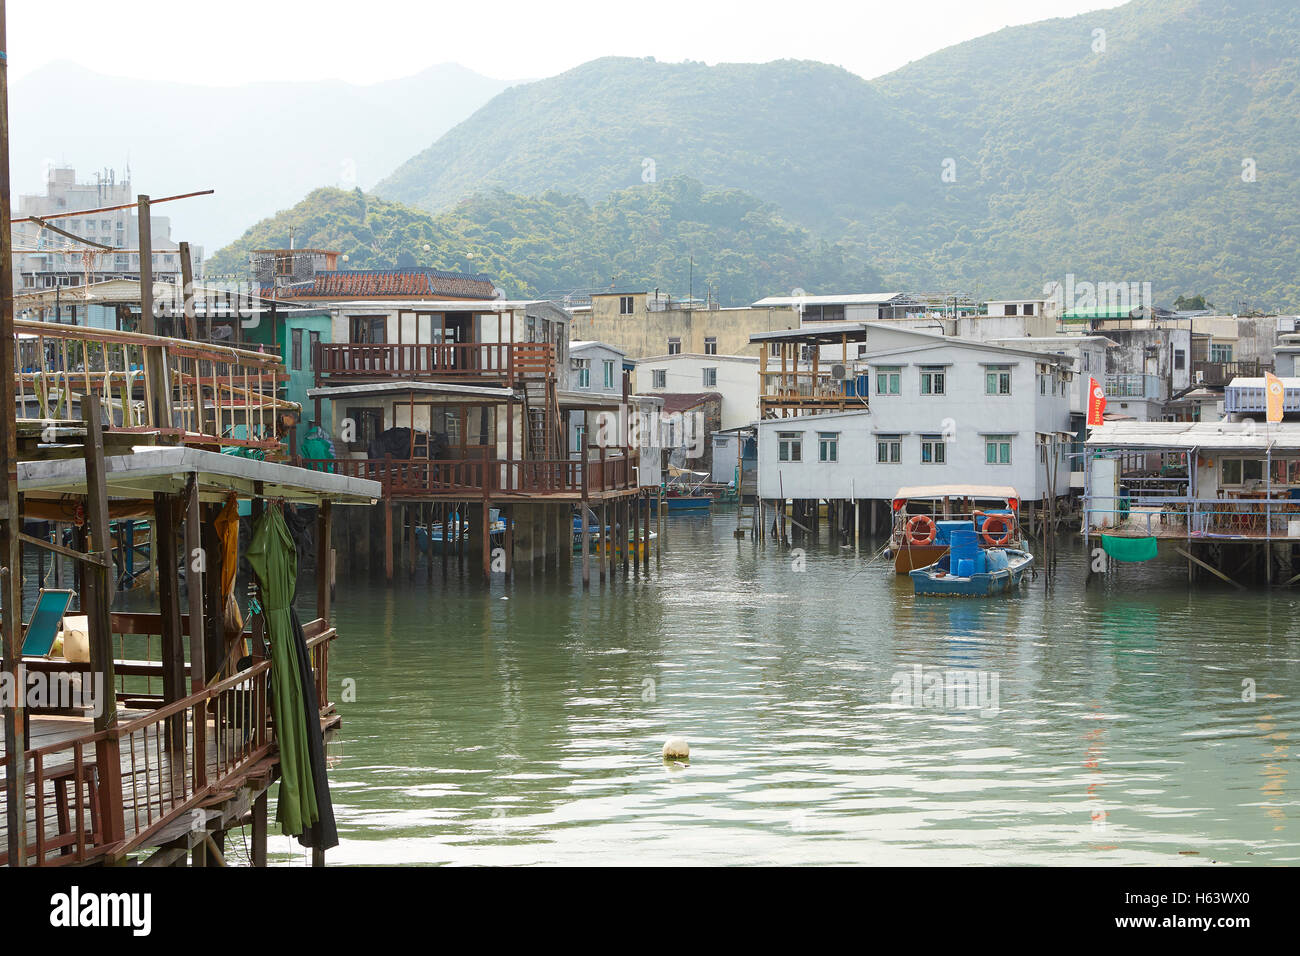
14;320;294;457
758;369;868;418
300;452;638;500
0;615;336;866
1193;359;1268;387
315;341;555;387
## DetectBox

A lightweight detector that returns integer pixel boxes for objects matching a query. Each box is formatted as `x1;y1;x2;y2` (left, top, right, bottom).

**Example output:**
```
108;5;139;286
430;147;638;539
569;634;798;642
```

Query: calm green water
269;511;1298;865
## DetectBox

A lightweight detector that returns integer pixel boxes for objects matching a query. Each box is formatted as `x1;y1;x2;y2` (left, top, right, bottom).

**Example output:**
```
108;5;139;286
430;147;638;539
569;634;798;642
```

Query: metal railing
1084;496;1300;539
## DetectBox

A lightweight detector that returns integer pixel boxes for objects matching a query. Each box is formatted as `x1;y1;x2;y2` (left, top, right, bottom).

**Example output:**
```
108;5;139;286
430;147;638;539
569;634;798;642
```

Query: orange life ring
980;514;1013;547
905;514;937;546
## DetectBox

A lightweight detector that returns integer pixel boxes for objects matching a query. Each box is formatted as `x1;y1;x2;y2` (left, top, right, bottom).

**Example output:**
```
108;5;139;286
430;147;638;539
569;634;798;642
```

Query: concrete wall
573;292;797;359
756;342;1072;501
634;353;759;430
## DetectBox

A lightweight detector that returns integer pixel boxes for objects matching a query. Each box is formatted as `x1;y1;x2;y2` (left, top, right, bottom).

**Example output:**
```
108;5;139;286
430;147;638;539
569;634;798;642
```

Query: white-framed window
818;432;838;462
603;360;615;389
575;423;585;449
619;295;634;315
704;337;717;355
920;434;946;464
652;369;666;388
985;366;1012;395
575;359;590;388
1210;343;1233;363
778;431;803;462
769;342;781;358
876;366;901;395
703;367;717;388
668;337;682;355
985;435;1012;465
920;366;946;395
876;436;902;463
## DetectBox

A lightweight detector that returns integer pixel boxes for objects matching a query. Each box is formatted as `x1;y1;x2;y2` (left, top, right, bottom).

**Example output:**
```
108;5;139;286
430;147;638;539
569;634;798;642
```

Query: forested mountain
371;0;1300;309
206;178;880;304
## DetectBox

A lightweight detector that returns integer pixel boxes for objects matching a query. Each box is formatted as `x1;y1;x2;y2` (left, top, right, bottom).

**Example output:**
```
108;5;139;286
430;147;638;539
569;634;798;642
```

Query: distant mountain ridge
10;61;517;248
373;0;1300;309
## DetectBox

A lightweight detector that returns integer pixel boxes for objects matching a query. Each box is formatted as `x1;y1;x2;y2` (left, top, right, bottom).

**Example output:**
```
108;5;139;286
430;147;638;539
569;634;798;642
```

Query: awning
18;445;381;505
307;381;514;403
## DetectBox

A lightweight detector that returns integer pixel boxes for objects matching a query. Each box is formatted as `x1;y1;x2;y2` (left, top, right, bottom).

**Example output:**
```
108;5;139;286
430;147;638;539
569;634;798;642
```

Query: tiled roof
658;392;722;414
263;268;496;301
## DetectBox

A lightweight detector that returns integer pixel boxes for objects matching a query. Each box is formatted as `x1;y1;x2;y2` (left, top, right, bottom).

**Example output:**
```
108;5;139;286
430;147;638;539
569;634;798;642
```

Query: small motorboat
888;484;1024;574
910;547;1034;597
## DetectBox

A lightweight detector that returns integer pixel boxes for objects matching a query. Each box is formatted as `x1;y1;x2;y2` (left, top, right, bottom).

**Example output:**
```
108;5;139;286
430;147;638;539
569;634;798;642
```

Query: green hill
206;178;880;305
373;0;1300;309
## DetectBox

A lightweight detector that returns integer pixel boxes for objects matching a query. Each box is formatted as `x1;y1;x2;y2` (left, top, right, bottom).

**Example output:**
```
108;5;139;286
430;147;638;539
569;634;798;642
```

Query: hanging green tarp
1101;534;1158;562
245;506;319;837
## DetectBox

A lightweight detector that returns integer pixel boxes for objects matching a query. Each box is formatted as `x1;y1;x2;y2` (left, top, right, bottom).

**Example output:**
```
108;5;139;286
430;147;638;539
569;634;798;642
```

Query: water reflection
266;513;1299;865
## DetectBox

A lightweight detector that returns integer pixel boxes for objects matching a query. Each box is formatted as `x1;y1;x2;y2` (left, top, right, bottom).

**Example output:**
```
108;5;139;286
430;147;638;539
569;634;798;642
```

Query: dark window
620;296;635;315
345;406;384;448
291;328;303;370
308;331;321;370
1174;349;1186;371
1004;304;1016;316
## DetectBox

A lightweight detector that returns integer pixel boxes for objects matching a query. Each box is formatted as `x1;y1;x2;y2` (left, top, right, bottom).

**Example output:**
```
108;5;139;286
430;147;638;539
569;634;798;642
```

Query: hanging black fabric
283;501;338;850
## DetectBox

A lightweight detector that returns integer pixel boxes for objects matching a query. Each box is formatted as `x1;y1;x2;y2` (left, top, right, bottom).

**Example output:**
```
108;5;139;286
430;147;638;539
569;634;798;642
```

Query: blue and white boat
910;547;1034;597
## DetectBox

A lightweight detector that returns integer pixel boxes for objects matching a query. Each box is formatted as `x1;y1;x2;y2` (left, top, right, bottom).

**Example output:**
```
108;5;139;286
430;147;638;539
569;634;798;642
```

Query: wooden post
81;392;125;847
316;500;332;622
251;789;268;866
155;492;186;760
0;0;27;861
384;498;394;582
179;241;197;340
137;194;155;335
581;467;591;588
183;475;207;799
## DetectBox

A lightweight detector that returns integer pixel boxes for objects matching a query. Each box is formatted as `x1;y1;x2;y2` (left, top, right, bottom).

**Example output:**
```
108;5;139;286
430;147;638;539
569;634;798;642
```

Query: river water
268;509;1297;865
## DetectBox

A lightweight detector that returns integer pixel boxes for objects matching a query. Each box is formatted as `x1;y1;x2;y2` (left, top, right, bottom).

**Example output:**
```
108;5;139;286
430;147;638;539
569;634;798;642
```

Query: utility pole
0;0;29;866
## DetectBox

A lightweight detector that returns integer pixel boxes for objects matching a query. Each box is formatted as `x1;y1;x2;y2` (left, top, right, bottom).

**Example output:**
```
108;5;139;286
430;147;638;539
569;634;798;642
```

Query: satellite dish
831;363;847;380
493;286;506;300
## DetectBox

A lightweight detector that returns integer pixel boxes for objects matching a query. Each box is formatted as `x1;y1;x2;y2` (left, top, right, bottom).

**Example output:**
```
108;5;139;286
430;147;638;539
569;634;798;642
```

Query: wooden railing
1193;359;1267;387
316;341;554;385
14;320;294;455
299;453;636;498
0;620;337;866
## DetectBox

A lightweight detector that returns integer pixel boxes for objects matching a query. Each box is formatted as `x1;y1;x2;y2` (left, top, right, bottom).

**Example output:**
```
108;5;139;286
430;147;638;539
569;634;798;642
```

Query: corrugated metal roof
752;292;907;307
1086;420;1300;451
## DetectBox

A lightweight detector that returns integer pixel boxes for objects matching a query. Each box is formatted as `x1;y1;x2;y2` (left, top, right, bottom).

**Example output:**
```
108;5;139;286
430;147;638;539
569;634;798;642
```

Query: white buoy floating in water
662;736;690;761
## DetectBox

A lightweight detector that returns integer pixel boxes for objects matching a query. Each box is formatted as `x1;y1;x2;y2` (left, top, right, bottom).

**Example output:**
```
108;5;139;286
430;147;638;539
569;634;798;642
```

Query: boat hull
892;544;949;574
653;496;712;513
910;549;1034;597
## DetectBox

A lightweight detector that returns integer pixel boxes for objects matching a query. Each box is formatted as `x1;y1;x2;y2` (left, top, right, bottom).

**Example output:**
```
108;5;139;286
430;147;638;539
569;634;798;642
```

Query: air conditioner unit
830;363;847;380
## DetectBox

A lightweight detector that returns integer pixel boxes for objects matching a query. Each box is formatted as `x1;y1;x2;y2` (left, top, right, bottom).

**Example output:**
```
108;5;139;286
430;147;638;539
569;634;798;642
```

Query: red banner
1087;377;1106;427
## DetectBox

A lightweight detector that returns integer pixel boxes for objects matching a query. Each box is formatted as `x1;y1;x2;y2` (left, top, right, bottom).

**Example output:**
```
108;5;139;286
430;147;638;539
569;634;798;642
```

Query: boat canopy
892;484;1020;511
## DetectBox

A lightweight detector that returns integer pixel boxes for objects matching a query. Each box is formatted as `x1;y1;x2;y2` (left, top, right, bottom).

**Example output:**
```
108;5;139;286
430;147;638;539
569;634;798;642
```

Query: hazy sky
11;0;1125;86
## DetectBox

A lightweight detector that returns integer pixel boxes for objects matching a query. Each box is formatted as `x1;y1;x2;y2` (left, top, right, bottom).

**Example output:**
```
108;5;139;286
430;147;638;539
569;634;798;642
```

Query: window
344;406;384;447
704;337;718;355
652;369;666;388
703;367;717;388
778;432;803;462
603;360;615;389
769;342;781;358
1174;349;1186;371
985;435;1012;465
876;436;902;463
668;337;682;356
575;423;585;449
920;367;946;395
1083;351;1091;372
876;366;901;395
291;328;303;371
1040;374;1047;395
1024;303;1035;315
1004;304;1016;316
575;359;590;388
920;434;946;464
818;432;838;463
1210;343;1233;363
985;366;1012;395
619;295;634;315
308;331;321;369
